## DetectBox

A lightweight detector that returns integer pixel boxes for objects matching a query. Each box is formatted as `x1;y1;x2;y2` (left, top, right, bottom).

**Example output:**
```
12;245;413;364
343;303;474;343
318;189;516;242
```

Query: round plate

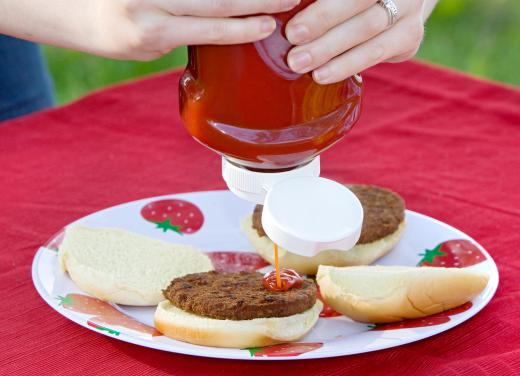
32;190;499;360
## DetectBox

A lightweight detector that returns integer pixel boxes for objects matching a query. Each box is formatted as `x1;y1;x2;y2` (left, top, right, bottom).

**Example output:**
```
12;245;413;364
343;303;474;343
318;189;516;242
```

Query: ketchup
179;0;362;171
263;243;303;292
317;289;341;317
263;268;303;292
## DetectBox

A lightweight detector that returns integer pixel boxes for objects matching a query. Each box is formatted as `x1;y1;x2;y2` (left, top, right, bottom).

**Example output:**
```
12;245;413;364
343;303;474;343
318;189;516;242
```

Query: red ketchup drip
263;268;303;292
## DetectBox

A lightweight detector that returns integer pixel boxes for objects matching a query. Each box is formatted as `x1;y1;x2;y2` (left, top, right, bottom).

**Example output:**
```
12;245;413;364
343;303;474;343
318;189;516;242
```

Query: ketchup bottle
179;0;362;172
179;0;364;258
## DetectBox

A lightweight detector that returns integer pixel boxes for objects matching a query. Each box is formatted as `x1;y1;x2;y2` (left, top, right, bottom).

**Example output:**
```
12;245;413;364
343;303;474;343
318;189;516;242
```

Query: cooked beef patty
163;271;316;320
252;184;405;244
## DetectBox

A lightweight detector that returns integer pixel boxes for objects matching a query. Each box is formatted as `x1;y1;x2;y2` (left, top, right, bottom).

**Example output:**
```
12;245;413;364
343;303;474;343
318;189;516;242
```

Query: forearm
0;0;112;55
0;0;284;61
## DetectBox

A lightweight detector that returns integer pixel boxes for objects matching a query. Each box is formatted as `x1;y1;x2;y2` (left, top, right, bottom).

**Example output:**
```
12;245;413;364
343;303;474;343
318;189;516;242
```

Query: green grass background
44;0;520;104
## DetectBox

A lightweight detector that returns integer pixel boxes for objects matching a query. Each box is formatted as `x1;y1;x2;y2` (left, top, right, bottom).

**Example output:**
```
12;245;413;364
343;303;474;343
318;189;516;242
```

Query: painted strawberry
316;288;341;318
44;228;65;252
371;301;473;331
141;199;204;235
371;316;450;331
89;316;161;337
207;251;270;272
58;293;162;337
432;301;473;317
57;293;121;316
246;342;323;357
418;239;486;268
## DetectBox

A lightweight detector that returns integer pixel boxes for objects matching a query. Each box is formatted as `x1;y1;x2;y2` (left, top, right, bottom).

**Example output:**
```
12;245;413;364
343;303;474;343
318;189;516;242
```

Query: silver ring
377;0;399;27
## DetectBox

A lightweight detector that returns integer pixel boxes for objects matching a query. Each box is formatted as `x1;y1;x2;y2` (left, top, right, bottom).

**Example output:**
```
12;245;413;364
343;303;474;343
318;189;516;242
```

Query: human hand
285;0;437;84
96;0;302;60
0;0;301;61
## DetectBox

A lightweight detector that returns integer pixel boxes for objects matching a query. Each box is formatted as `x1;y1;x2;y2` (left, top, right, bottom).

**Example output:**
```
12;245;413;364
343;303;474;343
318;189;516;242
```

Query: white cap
222;157;321;204
222;158;364;257
262;177;363;257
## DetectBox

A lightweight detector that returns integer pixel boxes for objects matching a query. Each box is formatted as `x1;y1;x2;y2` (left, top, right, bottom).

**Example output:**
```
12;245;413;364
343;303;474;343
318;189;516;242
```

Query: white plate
32;190;499;360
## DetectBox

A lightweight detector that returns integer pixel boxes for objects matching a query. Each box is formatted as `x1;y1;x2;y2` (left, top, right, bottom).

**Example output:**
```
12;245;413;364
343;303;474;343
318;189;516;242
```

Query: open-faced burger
154;271;322;348
241;184;406;275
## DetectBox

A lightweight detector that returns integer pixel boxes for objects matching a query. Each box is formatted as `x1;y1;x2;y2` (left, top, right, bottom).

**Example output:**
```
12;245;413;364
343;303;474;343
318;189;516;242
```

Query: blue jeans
0;35;54;122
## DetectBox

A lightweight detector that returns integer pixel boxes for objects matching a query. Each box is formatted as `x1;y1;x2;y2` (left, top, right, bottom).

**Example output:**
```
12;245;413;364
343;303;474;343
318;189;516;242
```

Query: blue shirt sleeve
0;34;54;122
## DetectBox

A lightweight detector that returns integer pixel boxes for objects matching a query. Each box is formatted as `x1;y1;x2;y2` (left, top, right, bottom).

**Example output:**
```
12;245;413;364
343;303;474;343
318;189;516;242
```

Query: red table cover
1;61;520;375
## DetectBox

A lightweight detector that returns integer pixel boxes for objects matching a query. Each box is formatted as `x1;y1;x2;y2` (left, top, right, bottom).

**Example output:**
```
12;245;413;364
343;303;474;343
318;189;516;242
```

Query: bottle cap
222;157;363;257
262;176;363;256
222;157;321;204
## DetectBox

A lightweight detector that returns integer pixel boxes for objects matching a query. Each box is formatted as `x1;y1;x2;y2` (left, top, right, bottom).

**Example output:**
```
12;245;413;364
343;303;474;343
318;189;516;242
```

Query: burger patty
253;184;405;244
163;271;317;320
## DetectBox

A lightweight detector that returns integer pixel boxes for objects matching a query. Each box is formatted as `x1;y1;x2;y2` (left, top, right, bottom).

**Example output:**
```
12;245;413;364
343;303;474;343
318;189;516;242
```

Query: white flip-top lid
222;158;363;257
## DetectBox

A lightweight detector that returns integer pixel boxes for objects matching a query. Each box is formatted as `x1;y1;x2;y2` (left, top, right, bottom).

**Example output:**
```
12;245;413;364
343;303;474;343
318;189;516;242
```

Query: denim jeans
0;35;54;122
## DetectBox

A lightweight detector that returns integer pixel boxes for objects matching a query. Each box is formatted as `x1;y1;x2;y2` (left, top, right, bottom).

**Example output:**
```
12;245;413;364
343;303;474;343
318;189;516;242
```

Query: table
1;61;520;376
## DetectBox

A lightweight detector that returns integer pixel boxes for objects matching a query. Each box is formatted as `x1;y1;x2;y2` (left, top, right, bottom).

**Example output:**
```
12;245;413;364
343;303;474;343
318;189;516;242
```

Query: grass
43;0;520;104
416;0;520;86
44;47;188;104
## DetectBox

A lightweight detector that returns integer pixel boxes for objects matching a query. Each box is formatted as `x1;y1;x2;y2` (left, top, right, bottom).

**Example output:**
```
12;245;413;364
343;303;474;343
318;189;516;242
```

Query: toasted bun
154;300;322;348
58;225;214;306
241;216;405;275
316;265;489;323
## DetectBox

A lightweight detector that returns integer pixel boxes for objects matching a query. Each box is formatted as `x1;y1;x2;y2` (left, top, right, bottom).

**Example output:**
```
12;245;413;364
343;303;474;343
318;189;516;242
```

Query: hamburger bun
316;265;489;323
154;299;322;348
242;216;404;275
242;184;406;275
58;225;214;306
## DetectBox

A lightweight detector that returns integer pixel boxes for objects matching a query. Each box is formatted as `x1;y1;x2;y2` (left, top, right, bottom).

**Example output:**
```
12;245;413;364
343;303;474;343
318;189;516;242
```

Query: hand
97;0;302;60
285;0;437;84
0;0;301;61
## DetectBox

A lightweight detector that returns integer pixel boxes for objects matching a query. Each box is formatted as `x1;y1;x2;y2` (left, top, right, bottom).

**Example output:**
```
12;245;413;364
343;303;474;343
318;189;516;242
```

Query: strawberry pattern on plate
58;293;161;337
141;199;204;235
207;251;270;272
246;343;323;357
418;239;486;267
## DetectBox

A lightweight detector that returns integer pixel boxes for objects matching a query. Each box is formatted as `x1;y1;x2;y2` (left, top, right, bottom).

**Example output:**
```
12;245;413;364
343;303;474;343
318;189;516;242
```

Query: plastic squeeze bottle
180;0;364;257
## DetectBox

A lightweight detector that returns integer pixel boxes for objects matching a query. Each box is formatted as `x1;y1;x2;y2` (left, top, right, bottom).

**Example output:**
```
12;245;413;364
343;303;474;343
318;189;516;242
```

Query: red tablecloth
1;61;520;375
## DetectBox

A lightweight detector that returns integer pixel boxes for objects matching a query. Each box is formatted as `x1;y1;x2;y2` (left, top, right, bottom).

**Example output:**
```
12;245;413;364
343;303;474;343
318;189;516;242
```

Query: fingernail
286;24;310;44
261;18;276;33
281;0;301;10
313;67;332;84
288;51;312;72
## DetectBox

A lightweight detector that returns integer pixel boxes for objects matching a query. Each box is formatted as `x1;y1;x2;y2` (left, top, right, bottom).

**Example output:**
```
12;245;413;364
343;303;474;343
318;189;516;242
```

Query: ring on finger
377;0;399;27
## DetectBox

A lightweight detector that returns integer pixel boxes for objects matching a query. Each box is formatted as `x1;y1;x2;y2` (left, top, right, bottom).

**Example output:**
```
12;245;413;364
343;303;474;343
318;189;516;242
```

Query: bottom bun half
241;216;405;275
154;300;322;348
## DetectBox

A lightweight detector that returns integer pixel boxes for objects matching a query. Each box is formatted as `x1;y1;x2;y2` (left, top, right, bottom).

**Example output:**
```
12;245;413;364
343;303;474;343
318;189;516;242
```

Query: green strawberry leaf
154;219;183;235
417;244;446;266
57;294;73;306
89;323;120;336
245;347;263;356
87;320;120;336
97;326;120;336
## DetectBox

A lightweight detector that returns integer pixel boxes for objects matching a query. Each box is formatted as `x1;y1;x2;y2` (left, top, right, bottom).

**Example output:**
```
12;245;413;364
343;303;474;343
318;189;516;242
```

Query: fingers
287;4;388;74
157;15;277;50
156;0;301;17
312;18;424;84
285;0;376;45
